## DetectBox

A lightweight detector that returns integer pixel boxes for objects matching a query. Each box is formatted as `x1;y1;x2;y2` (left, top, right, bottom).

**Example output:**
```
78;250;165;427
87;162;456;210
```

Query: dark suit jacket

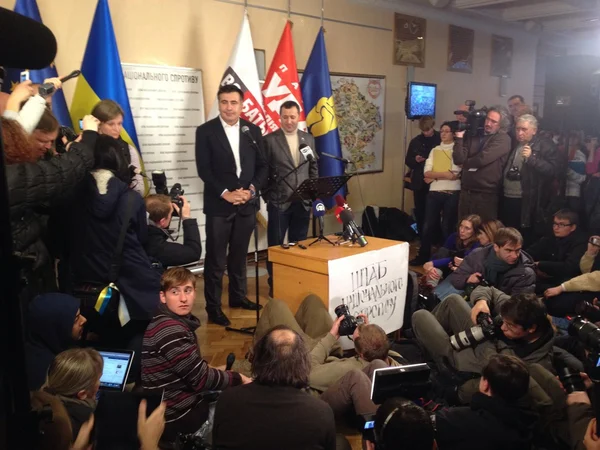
263;128;318;210
195;117;267;217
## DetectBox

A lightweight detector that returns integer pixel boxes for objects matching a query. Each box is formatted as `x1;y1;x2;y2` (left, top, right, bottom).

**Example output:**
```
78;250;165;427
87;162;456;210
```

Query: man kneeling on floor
142;267;251;442
245;295;402;422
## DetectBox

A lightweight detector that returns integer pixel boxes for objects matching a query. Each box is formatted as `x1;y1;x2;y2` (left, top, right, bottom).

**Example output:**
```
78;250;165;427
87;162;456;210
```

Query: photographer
500;114;559;243
405;116;441;238
453;106;512;221
144;194;201;271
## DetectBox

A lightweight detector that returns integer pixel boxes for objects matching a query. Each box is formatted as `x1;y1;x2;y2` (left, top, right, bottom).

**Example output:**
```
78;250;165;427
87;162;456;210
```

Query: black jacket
25;293;81;390
584;176;600;234
505;136;560;229
450;245;536;294
526;231;588;285
8;131;97;286
436;392;538;450
195;117;268;217
144;219;202;269
68;170;160;320
405;131;441;191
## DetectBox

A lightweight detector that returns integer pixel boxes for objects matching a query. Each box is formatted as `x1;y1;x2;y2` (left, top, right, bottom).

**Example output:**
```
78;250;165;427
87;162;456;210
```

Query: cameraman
453;105;512;221
500;114;559;244
143;194;202;270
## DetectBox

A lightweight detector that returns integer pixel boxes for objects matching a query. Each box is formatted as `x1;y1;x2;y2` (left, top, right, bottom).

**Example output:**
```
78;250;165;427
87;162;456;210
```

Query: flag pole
321;0;324;27
287;0;291;18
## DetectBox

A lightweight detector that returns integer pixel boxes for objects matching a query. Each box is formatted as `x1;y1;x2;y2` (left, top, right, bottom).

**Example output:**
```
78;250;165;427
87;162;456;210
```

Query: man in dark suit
195;84;267;326
264;101;318;294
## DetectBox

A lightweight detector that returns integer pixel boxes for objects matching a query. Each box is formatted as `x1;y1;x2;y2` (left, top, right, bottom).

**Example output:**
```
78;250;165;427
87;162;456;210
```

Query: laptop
98;349;134;392
370;363;431;405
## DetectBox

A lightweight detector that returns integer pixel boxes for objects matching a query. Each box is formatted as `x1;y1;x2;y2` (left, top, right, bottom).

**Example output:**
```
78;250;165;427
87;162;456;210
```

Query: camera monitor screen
370;363;431;405
406;82;437;120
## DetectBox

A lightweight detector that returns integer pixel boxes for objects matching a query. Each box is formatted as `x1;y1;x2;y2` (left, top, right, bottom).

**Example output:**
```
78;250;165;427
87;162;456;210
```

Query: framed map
331;73;385;174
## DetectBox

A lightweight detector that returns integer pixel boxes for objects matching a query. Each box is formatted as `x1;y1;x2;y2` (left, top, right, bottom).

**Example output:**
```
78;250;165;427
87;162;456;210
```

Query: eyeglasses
552;222;572;228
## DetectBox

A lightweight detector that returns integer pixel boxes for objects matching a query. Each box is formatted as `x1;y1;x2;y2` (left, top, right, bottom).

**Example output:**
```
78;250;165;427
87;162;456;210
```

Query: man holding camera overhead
453;105;512;221
500;114;559;244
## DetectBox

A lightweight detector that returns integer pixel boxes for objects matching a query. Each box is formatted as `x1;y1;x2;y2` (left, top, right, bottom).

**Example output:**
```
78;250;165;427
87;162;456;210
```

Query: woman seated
41;348;103;440
422;214;482;288
476;219;504;247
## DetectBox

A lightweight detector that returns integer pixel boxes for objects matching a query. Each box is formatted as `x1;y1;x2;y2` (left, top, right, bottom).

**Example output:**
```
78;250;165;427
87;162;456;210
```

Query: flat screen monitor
406;82;437;120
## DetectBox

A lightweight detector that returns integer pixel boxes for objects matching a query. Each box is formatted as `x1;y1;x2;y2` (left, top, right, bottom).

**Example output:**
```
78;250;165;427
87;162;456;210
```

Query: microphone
334;206;344;223
299;143;318;161
241;125;259;149
38;69;81;97
340;209;368;247
321;152;350;164
0;7;57;69
312;198;326;235
225;352;236;371
334;194;350;210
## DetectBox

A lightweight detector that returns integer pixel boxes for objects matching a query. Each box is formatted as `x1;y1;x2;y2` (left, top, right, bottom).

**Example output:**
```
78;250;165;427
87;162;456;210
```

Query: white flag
209;12;269;226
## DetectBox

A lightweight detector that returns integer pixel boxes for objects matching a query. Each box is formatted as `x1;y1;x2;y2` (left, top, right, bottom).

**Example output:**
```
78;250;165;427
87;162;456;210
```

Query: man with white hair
500;114;559;244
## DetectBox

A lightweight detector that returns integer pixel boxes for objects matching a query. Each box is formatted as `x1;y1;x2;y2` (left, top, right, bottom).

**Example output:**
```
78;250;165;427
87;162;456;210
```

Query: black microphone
38;69;81;97
0;7;57;69
225;352;236;371
312;198;326;235
340;209;368;247
299;143;318;161
321;152;350;164
241;125;259;149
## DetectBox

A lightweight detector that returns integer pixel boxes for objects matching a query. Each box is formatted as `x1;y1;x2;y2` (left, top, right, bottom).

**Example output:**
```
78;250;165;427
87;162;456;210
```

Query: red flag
262;21;306;133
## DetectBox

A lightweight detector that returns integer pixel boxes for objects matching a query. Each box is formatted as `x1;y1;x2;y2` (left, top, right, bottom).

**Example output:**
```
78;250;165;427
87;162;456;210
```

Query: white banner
122;63;205;251
328;242;409;348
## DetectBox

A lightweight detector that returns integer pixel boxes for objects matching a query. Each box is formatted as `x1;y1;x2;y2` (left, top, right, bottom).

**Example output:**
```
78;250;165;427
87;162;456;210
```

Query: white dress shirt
219;115;241;177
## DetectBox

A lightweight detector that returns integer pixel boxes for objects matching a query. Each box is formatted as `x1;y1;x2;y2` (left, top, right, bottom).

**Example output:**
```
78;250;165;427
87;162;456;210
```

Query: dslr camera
506;165;522;182
335;304;365;336
449;100;488;138
450;312;501;351
152;170;185;215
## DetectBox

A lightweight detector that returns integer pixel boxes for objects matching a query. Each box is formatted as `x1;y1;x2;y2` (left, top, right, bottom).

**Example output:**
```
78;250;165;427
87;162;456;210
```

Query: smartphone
362;419;375;442
20;70;29;82
79;119;84;130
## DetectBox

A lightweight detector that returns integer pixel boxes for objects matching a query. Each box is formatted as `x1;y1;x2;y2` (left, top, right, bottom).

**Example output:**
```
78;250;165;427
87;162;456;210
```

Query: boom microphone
321;152;350;164
340;209;368;247
0;7;57;69
299;143;318;161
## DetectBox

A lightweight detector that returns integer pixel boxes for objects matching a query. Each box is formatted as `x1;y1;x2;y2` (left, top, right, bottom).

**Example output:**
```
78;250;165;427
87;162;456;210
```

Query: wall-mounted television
405;82;437;120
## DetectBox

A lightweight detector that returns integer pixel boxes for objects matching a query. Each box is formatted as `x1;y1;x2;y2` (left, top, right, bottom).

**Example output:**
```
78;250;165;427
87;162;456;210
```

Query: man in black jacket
405;115;440;252
144;194;201;271
435;354;537;450
501;114;559;245
195;84;268;326
526;209;588;295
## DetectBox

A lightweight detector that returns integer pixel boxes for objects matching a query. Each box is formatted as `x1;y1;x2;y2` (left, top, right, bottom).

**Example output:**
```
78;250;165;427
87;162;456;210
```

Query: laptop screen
98;349;134;391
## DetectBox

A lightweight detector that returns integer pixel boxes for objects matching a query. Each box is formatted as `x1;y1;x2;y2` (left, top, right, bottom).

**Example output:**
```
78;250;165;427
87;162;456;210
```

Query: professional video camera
335;304;365;336
151;170;184;215
449;100;488;138
449;312;502;351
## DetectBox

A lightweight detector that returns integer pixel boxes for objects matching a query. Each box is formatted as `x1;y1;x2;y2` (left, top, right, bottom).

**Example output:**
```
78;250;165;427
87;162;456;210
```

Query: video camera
334;304;365;336
151;170;185;216
449;100;488;138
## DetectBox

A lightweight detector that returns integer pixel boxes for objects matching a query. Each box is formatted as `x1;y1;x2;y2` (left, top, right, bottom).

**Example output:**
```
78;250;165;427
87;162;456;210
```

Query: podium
268;235;403;313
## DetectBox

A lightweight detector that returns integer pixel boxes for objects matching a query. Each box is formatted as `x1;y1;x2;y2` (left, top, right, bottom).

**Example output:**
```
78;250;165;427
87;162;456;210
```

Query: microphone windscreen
334;206;344;223
299;143;308;149
0;7;57;69
241;125;250;133
334;195;346;207
312;199;326;218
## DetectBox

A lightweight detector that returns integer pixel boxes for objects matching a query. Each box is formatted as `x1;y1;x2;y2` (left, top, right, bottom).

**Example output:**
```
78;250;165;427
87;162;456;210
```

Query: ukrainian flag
1;0;72;127
300;28;345;207
70;0;139;151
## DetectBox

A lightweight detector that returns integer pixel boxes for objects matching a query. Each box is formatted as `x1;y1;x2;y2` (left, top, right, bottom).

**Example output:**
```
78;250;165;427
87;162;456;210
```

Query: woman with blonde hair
42;347;103;440
91;99;146;196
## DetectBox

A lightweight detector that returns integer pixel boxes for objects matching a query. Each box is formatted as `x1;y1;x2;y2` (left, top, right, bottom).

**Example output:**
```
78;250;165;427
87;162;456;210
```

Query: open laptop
370;363;431;405
98;349;134;392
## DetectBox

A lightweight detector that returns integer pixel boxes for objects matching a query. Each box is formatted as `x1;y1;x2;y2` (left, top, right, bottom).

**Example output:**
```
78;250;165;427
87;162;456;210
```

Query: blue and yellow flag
1;0;72;127
300;28;345;206
69;0;139;150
